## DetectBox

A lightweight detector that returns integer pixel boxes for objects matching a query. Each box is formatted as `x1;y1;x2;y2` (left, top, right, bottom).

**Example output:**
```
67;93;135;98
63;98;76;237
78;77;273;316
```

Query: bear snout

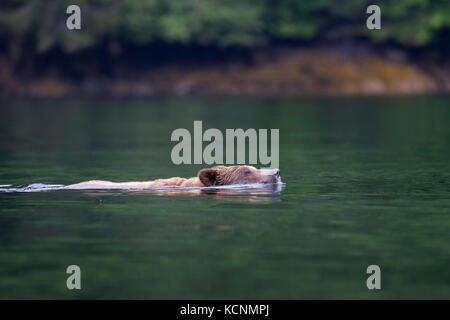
274;169;280;178
258;168;280;176
257;168;281;184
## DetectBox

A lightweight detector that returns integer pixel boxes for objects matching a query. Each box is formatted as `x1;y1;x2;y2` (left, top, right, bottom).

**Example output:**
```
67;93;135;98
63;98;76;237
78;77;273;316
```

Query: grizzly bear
66;166;281;189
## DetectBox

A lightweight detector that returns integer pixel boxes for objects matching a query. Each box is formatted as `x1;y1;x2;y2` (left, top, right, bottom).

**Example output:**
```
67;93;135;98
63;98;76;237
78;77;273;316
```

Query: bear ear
198;168;218;186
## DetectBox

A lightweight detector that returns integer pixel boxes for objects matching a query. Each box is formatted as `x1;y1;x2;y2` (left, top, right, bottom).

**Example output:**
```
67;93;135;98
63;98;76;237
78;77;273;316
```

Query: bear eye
245;170;251;175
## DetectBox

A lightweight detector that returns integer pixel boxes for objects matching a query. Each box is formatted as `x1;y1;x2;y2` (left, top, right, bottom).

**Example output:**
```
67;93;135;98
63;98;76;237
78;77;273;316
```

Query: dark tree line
0;0;448;59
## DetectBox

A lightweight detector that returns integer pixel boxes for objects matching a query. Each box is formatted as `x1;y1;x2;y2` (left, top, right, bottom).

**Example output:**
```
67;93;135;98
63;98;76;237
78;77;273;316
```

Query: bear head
197;165;281;186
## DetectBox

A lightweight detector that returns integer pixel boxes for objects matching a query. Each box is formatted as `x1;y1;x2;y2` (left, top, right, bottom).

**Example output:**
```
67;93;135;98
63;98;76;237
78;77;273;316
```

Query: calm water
0;96;449;299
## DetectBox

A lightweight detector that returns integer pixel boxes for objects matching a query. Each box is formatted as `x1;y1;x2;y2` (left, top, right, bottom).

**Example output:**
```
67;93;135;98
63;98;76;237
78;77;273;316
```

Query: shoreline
1;45;449;98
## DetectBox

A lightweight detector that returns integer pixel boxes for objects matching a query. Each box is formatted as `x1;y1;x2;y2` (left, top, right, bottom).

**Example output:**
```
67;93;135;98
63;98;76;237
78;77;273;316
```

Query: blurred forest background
0;0;449;96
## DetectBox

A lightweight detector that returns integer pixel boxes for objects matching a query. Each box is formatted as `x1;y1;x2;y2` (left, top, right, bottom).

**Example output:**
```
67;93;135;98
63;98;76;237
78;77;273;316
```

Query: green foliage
0;0;448;55
263;0;320;39
263;0;450;46
370;0;450;45
119;0;264;46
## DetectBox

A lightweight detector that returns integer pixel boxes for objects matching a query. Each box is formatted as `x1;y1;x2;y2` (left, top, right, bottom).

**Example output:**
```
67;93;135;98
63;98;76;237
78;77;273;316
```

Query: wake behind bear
66;166;281;189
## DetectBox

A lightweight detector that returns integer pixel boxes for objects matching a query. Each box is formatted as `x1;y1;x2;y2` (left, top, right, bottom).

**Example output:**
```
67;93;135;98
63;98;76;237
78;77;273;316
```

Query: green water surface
0;96;449;299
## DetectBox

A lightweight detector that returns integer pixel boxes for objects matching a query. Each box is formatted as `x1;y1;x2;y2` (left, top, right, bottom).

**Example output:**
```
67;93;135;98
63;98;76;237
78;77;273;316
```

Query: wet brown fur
66;165;277;189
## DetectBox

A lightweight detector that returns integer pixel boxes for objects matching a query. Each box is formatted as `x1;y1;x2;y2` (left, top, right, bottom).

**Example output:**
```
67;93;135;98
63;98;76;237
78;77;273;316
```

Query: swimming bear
65;166;281;189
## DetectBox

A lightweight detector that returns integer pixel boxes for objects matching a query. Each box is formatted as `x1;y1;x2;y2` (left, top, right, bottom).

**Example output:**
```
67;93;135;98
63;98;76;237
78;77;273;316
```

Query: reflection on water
0;182;285;205
115;183;284;202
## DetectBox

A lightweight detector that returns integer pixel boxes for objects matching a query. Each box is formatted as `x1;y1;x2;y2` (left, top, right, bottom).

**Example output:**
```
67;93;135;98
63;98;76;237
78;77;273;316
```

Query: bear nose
274;169;280;177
